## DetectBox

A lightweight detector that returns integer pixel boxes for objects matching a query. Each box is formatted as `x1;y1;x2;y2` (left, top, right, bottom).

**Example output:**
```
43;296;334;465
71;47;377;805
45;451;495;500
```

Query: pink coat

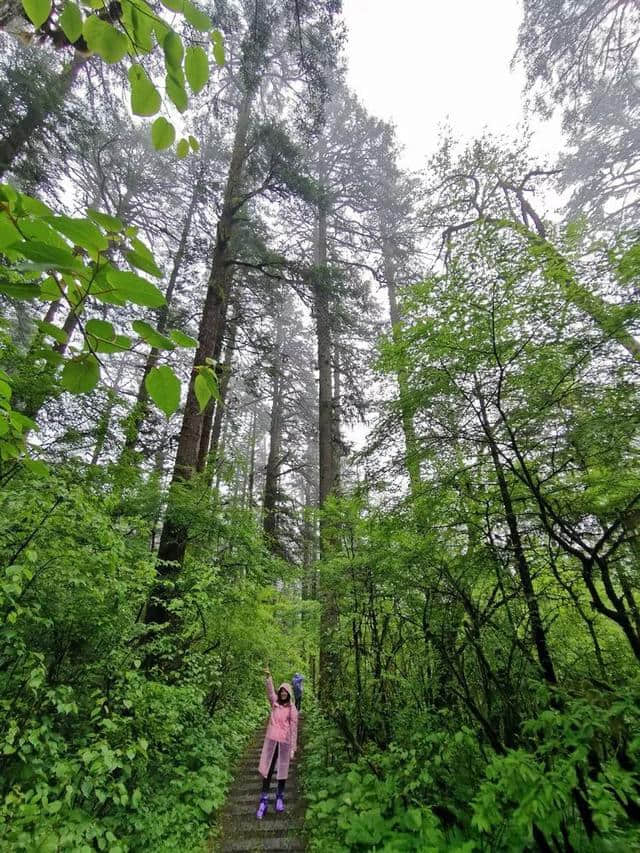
258;677;298;780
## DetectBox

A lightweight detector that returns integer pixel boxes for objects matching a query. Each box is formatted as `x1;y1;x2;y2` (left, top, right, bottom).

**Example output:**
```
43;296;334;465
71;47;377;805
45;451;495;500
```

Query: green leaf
163;30;183;72
160;0;183;9
92;333;131;353
166;73;188;112
128;64;162;116
0;217;22;251
23;457;49;478
125;0;154;53
39;322;68;344
5;241;83;272
182;0;211;31
83;16;128;63
151;117;176;151
185;45;208;94
21;0;51;27
210;29;225;66
194;373;212;412
169;329;197;348
61;355;100;394
85;318;116;341
126;236;162;277
176;138;190;159
59;2;83;42
188;135;200;153
0;280;42;300
132;320;175;349
145;365;180;417
106;269;165;307
44;215;109;252
39;277;61;301
87;209;123;233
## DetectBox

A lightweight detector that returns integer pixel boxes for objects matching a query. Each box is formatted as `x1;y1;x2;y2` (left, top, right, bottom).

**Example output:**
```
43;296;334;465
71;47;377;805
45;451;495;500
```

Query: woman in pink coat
256;666;298;819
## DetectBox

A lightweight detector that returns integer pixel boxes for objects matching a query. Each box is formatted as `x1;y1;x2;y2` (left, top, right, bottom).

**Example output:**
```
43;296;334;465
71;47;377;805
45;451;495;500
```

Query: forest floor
209;719;306;853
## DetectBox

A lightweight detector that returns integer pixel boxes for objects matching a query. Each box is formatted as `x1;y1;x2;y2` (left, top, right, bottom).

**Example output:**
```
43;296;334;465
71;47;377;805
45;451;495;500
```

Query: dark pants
261;745;285;797
294;694;301;711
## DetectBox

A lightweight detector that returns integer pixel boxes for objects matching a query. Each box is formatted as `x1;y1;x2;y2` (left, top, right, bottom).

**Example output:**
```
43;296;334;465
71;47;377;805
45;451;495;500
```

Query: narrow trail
211;720;306;853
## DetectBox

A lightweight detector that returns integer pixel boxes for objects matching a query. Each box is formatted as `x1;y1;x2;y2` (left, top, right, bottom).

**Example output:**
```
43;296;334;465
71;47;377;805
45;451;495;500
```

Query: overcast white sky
342;0;565;170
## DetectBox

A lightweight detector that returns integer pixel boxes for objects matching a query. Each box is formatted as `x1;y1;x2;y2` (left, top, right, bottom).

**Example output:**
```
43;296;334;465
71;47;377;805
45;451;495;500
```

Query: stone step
225;820;301;836
228;793;304;806
227;802;304;816
220;838;305;852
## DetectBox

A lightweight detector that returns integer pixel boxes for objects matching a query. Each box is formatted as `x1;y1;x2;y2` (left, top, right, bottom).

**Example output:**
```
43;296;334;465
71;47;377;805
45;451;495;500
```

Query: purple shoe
256;795;268;820
276;795;285;813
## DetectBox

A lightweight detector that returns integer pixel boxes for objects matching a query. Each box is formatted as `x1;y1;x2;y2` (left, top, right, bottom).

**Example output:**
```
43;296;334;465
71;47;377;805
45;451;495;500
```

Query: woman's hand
262;666;271;677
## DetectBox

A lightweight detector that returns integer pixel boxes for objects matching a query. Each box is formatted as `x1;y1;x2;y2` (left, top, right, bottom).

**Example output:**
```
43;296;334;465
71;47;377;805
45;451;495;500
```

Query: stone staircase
211;722;306;853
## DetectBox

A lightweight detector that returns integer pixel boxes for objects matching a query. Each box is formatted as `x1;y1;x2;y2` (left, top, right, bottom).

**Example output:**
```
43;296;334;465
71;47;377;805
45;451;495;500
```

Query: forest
1;0;640;850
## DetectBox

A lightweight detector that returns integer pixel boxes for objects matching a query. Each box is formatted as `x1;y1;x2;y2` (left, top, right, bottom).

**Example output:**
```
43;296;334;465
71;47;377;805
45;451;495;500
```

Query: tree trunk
196;279;235;472
263;304;286;556
314;141;339;702
146;90;254;626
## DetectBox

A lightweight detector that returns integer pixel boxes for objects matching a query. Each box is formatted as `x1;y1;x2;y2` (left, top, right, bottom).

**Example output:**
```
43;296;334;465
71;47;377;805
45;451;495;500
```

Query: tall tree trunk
314;141;339;702
207;309;239;466
196;278;235;472
380;228;421;493
331;344;341;494
263;305;286;556
146;90;254;628
122;175;202;456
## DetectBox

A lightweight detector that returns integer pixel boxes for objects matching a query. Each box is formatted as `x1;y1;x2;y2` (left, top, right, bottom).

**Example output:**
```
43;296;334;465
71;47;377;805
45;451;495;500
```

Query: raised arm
265;675;277;706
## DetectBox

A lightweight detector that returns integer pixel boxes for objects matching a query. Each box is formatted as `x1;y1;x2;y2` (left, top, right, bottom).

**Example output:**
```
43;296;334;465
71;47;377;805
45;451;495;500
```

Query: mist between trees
1;0;640;850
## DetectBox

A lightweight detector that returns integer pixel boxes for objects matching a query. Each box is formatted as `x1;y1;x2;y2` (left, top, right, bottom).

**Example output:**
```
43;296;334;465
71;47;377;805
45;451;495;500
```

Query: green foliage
145;365;181;417
0;465;302;850
0;183;196;418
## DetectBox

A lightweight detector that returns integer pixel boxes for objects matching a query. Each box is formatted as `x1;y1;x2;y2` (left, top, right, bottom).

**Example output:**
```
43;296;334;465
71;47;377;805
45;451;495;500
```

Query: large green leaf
6;240;84;272
185;45;208;94
83;16;128;63
128;64;162;116
151;117;176;151
182;0;210;31
39;322;68;345
194;373;212;412
169;329;197;348
45;215;109;252
145;365;180;417
59;2;83;42
126;236;162;277
163;30;184;72
60;355;100;394
132;320;175;349
0;217;22;251
85;318;116;341
92;333;131;353
0;280;42;300
106;269;165;307
123;0;155;53
21;0;51;27
166;74;188;113
87;209;123;233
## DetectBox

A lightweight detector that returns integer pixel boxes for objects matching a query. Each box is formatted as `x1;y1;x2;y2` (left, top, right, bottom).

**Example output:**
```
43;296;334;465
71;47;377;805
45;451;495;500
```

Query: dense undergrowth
0;463;309;851
303;690;640;852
